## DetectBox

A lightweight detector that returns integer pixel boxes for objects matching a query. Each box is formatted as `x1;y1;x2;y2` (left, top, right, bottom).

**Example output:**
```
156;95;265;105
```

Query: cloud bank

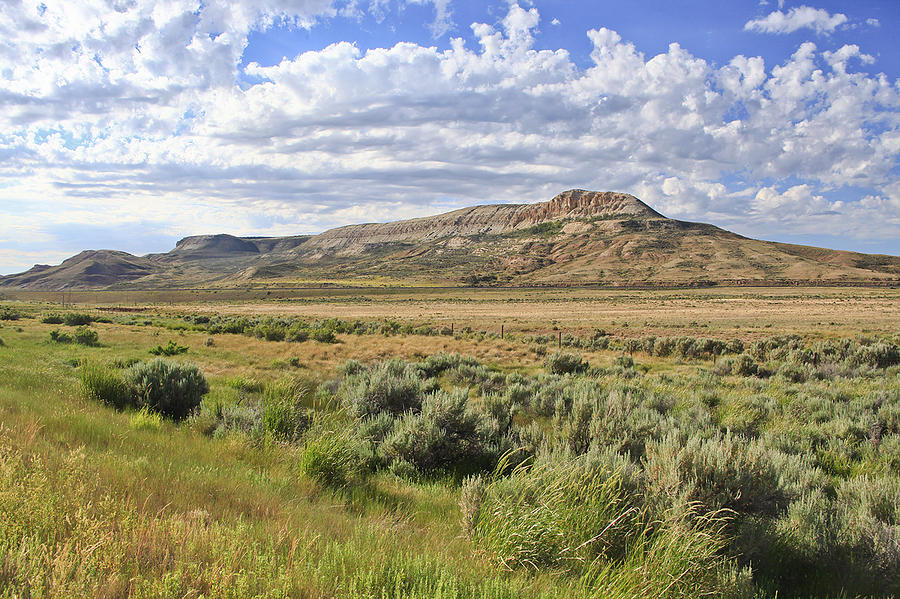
0;1;899;273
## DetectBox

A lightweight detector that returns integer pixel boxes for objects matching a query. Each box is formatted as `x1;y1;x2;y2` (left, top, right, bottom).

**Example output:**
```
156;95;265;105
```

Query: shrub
0;306;20;320
125;358;209;421
253;321;286;342
73;326;99;346
381;389;499;474
41;313;64;324
644;433;802;520
851;343;900;369
419;352;480;377
772;476;900;596
80;362;133;410
149;339;188;356
311;328;337;343
63;312;93;326
49;329;74;343
192;401;264;439
339;359;434;418
544;351;588;375
777;362;807;383
732;353;759;377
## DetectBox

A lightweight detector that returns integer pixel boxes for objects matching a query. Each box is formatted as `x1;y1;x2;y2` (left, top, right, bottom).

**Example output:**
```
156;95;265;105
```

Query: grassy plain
0;286;898;597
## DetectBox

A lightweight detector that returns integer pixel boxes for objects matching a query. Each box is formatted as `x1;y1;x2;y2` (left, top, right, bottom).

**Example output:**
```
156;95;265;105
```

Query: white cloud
866;18;880;27
744;5;848;35
405;0;454;38
1;1;900;273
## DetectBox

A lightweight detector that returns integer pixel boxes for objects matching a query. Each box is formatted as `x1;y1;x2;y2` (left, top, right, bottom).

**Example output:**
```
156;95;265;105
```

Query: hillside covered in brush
3;190;899;289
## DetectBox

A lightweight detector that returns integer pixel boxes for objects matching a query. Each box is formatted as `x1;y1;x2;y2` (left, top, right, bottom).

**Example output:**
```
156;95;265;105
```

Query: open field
1;287;899;597
4;286;900;339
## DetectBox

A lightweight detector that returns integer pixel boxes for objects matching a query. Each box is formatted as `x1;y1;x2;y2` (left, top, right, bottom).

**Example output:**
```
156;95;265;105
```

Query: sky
1;0;899;274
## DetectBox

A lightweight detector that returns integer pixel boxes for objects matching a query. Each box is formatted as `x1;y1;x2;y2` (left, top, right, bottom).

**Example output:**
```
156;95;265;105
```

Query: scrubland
0;288;898;597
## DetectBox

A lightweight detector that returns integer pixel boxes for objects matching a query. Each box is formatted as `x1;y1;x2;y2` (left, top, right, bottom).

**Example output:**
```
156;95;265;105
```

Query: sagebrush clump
126;359;209;421
81;359;209;421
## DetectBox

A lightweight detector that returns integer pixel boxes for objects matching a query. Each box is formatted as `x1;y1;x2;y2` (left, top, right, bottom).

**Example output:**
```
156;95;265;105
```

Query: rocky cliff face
306;190;660;252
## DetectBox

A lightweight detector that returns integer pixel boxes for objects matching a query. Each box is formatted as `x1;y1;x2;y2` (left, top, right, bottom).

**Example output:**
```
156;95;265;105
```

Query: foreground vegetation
0;295;898;597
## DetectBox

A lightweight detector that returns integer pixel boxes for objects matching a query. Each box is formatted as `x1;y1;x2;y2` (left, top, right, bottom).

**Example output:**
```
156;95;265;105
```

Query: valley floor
0;287;898;597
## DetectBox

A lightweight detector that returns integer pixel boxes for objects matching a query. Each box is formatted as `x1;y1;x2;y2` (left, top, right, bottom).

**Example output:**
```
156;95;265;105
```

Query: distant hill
3;190;899;289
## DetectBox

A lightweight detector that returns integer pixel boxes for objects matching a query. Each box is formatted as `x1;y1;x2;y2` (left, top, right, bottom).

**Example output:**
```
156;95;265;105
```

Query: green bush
49;329;74;343
338;359;435;418
772;476;900;596
0;306;20;320
63;312;93;326
124;358;209;421
192;401;264;439
733;353;759;377
149;339;188;356
311;328;337;343
644;432;791;517
381;389;499;474
544;352;588;375
851;343;900;369
41;313;64;324
73;326;99;346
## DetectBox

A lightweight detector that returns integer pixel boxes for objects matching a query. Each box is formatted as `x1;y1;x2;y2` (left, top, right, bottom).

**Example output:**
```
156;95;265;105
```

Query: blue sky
0;0;899;274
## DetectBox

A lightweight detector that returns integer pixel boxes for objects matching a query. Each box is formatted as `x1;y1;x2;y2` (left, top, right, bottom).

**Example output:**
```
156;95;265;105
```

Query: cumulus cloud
1;1;900;273
744;5;848;35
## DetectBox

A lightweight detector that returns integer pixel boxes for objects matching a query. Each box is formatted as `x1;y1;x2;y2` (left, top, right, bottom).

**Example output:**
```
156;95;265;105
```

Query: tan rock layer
307;190;659;251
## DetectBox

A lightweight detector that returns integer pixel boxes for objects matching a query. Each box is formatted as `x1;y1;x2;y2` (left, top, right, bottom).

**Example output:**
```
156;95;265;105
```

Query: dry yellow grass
139;286;900;340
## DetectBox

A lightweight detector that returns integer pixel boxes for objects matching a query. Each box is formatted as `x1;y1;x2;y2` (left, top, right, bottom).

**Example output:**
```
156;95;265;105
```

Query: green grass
1;303;899;597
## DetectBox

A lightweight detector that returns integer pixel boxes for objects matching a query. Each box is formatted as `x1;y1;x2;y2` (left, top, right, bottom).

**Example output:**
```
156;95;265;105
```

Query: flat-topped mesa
307;190;664;251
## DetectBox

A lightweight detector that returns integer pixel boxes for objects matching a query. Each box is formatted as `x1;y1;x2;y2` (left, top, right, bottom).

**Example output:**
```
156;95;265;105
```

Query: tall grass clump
467;457;639;574
465;454;748;597
262;378;312;443
299;419;367;489
80;361;133;410
124;358;209;421
148;339;188;356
